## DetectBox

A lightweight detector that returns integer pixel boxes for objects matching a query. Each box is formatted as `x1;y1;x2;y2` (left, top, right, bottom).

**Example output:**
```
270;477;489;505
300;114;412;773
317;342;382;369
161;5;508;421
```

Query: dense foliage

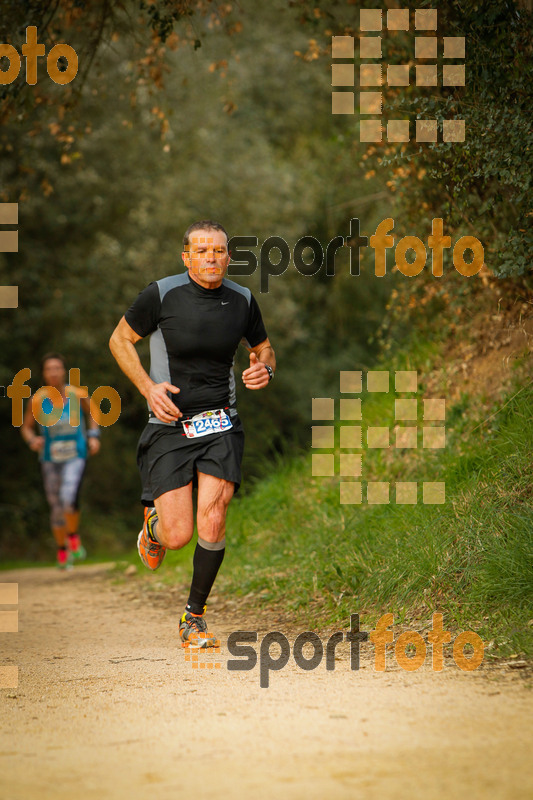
293;0;533;278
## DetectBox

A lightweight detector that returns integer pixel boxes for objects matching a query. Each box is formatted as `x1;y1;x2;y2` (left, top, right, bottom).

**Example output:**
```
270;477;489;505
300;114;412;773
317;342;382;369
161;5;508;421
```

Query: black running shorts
136;418;245;507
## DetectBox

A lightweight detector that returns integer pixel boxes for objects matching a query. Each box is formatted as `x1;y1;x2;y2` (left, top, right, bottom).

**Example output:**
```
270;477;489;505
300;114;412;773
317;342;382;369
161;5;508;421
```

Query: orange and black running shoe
179;608;220;649
137;507;166;570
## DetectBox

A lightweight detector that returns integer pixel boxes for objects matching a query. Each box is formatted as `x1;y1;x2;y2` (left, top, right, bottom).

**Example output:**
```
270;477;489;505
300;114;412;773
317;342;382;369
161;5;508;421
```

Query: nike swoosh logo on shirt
221;301;230;305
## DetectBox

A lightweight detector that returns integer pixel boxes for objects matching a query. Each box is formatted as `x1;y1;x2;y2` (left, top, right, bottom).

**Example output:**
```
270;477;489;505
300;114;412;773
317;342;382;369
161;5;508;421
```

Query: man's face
182;228;230;289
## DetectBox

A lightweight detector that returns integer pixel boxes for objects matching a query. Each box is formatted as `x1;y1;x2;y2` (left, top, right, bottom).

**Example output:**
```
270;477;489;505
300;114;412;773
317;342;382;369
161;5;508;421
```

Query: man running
20;353;101;568
109;220;275;648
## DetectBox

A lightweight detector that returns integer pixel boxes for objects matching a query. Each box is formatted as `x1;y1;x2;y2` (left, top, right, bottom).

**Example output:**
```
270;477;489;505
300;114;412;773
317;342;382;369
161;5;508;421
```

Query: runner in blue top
109;220;276;648
20;353;101;569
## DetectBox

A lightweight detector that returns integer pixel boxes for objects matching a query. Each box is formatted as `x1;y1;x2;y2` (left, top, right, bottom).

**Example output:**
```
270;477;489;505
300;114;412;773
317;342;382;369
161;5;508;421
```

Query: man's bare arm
109;317;152;396
248;338;276;371
109;316;182;422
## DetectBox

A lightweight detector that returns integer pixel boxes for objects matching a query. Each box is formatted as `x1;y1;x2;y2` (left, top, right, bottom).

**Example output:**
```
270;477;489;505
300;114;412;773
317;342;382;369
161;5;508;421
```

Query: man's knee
198;492;232;540
157;513;194;550
197;517;225;544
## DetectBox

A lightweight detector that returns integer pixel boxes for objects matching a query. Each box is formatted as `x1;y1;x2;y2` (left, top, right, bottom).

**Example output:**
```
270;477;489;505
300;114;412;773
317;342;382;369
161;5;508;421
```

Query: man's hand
146;381;182;423
242;352;270;390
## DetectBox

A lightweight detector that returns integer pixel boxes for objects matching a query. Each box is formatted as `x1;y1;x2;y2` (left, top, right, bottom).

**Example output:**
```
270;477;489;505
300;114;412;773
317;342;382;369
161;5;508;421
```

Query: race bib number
50;439;78;463
182;409;232;439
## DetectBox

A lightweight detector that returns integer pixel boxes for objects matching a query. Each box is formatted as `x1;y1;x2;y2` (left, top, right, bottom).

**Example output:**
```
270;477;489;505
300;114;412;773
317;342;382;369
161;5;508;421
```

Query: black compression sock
186;537;225;615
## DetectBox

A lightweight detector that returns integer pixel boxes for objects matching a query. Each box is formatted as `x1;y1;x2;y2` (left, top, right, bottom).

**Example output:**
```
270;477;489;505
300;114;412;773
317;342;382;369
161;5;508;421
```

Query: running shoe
57;548;73;571
179;609;220;649
71;544;87;561
137;507;166;570
68;534;86;561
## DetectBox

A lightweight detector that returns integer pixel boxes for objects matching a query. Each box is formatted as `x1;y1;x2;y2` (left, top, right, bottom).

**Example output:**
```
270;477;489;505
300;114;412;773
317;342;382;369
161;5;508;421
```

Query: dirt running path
1;564;531;800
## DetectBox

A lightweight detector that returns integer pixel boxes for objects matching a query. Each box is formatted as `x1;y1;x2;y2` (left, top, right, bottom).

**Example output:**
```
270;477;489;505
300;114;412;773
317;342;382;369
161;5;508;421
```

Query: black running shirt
125;272;268;424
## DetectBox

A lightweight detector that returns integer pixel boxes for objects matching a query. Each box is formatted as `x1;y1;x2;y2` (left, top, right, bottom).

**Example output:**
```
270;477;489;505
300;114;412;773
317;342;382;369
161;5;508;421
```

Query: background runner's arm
20;395;44;452
80;396;99;432
109;316;182;422
80;395;101;455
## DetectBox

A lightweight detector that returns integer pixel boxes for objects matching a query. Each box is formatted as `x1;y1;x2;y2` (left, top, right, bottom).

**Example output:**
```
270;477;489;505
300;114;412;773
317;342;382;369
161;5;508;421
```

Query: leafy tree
292;0;533;279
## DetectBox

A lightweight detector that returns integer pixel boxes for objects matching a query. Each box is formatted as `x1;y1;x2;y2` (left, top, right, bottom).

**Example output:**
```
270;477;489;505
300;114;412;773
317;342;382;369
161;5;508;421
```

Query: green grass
215;371;533;658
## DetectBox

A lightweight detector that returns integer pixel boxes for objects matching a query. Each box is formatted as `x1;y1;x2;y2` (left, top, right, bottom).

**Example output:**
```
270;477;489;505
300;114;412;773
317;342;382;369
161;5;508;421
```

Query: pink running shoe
57;548;73;570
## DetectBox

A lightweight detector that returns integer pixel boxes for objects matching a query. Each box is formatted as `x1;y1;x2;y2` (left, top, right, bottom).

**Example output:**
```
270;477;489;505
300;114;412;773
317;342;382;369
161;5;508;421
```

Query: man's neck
188;271;224;290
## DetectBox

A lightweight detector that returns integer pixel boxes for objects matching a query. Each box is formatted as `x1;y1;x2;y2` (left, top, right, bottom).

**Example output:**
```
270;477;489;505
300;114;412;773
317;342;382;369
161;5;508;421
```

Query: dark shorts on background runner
137;418;245;507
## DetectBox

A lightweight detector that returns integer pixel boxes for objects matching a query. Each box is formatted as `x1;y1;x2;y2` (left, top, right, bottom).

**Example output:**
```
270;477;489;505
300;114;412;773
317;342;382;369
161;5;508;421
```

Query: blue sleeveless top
37;393;87;463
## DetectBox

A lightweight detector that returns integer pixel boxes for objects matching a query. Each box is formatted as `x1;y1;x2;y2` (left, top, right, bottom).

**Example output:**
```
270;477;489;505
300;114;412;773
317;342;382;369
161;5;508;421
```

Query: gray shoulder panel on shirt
222;278;251;305
157;272;189;302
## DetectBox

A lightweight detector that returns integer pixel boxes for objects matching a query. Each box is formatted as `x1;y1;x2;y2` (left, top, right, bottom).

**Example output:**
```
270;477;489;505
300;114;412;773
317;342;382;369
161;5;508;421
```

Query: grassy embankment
157;331;533;660
222;371;532;659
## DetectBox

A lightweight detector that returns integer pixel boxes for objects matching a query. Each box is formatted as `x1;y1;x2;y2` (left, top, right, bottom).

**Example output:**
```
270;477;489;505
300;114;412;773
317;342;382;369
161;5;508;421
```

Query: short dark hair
183;220;229;248
40;352;67;373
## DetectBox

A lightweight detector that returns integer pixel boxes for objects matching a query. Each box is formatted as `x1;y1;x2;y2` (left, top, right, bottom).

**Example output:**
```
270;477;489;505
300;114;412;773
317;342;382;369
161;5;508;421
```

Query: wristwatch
264;364;274;382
